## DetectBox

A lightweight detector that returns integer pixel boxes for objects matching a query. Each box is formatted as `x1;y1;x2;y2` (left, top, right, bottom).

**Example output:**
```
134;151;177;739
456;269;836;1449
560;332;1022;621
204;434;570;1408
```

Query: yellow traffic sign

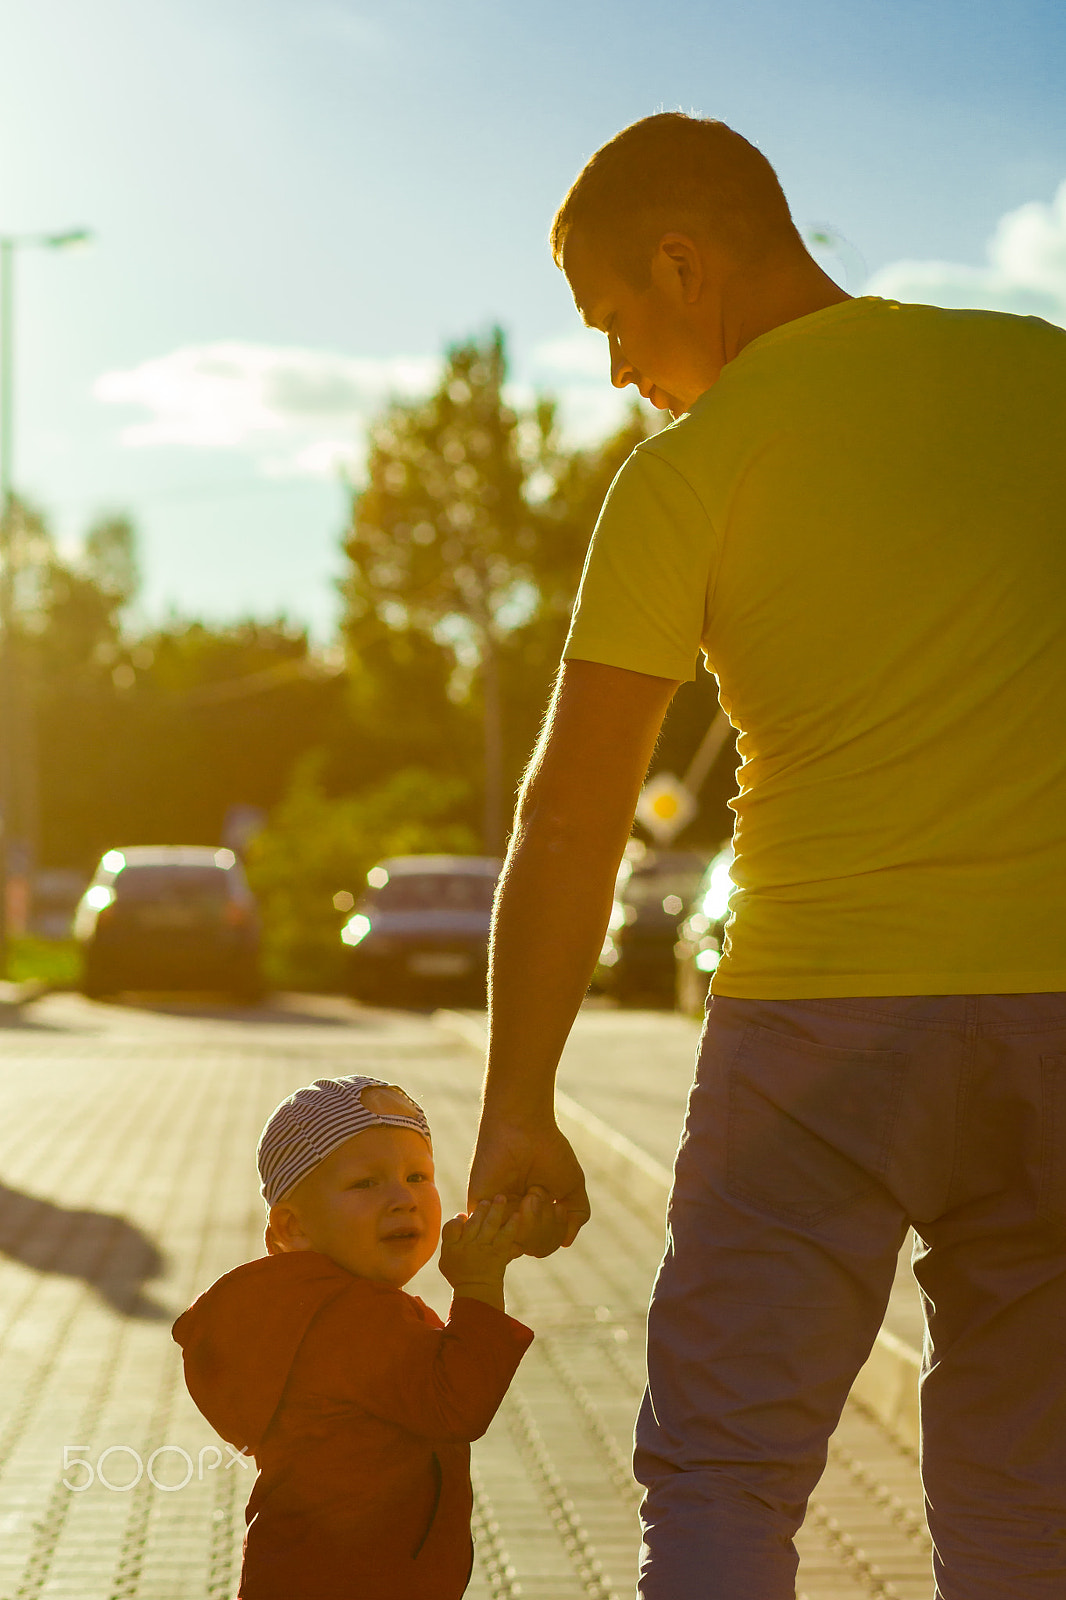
635;773;697;843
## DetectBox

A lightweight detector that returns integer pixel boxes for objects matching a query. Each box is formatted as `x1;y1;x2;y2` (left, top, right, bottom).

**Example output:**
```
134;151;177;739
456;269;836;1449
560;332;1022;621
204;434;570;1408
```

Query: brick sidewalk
0;993;931;1598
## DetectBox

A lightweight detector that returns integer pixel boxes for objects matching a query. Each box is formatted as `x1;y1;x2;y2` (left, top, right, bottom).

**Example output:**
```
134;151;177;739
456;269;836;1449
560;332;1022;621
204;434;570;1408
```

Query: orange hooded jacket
173;1251;532;1599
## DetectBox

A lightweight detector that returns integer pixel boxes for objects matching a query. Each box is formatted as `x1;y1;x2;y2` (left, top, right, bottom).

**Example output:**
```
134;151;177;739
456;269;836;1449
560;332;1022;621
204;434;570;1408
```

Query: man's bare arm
468;658;679;1245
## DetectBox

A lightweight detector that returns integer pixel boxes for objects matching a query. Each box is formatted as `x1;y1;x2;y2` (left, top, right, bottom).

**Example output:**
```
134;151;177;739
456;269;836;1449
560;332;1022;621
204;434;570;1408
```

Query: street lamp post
0;228;92;977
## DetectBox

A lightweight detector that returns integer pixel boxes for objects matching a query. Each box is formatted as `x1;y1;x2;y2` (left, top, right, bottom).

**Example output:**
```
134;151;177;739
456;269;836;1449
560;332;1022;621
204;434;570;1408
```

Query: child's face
272;1124;441;1287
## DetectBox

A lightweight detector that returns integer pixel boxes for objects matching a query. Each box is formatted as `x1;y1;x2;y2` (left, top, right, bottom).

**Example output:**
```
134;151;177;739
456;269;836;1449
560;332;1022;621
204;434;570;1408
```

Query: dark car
73;846;263;1001
596;849;708;1005
674;842;736;1017
340;855;501;1006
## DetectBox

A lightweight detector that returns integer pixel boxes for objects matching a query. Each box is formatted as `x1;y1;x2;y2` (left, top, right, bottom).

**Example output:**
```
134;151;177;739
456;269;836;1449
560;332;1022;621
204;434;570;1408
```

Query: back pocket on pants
727;1023;905;1225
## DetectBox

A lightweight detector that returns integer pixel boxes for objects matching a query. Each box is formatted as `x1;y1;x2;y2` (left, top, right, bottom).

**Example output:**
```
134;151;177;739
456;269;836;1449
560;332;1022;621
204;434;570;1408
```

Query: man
468;112;1066;1599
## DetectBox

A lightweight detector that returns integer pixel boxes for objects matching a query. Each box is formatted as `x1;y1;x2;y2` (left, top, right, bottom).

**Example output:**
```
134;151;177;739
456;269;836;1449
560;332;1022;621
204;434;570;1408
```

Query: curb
433;1007;921;1453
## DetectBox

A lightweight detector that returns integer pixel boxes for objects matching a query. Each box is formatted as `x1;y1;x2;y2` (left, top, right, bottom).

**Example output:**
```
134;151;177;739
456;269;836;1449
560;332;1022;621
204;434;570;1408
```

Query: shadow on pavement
0;1182;170;1320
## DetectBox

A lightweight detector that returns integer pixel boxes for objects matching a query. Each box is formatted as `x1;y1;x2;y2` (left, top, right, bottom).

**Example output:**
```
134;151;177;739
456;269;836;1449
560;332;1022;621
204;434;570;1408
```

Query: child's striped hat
257;1074;432;1207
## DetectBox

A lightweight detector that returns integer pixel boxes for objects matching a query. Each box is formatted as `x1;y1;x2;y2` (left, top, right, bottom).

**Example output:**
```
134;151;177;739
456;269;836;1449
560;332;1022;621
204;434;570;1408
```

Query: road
0;992;932;1599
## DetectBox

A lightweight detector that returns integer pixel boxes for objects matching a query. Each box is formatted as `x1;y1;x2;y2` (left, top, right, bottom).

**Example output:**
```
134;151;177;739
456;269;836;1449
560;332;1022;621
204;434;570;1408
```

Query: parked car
674;842;736;1016
73;846;263;1001
596;849;708;1005
340;855;501;1006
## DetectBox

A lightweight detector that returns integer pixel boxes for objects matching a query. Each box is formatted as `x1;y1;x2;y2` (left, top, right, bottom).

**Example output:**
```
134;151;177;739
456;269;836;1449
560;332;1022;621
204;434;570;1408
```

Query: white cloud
531;328;609;380
525;329;655;445
94;342;439;477
554;384;651;447
867;181;1066;326
94;331;654;480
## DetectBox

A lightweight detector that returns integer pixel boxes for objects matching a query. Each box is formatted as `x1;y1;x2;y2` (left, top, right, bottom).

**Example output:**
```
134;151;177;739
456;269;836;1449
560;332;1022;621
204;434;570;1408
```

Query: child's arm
298;1270;532;1444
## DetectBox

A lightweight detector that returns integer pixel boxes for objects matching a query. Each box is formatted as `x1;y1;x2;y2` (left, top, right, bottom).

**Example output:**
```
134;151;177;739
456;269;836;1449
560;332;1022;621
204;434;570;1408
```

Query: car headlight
701;861;735;923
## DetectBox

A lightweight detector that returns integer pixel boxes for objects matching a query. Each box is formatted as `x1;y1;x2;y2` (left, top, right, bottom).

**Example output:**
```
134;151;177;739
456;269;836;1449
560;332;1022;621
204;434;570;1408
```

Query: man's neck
722;253;852;366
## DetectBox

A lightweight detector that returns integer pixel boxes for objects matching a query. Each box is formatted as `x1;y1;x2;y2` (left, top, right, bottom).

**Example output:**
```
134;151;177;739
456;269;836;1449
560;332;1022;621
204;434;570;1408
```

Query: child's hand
440;1195;521;1311
513;1185;570;1259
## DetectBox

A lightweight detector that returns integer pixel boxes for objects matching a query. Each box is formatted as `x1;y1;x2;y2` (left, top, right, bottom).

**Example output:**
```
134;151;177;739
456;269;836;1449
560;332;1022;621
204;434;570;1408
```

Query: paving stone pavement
0;992;932;1599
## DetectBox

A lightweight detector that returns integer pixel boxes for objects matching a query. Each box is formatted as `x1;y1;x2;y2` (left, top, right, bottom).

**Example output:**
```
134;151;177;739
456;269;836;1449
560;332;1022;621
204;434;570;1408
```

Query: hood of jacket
173;1251;354;1455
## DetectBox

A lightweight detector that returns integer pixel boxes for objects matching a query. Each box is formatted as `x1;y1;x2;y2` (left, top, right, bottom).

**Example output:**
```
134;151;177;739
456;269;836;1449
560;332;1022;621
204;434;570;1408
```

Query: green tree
246;757;479;990
343;335;659;851
344;328;538;853
490;401;653;786
83;512;139;607
28;534;347;870
54;617;345;865
330;614;481;803
3;498;133;883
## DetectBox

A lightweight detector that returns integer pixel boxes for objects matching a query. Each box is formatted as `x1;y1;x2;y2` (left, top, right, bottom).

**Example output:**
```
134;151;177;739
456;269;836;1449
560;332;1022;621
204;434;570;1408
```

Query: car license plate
407;952;471;977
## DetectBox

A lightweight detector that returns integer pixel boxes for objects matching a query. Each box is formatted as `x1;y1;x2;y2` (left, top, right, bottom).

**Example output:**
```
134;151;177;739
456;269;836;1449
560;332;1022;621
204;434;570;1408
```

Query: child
173;1073;537;1600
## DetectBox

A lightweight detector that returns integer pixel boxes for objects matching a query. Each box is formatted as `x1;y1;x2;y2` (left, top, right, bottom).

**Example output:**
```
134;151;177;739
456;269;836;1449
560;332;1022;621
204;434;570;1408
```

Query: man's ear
653;233;705;305
267;1201;312;1254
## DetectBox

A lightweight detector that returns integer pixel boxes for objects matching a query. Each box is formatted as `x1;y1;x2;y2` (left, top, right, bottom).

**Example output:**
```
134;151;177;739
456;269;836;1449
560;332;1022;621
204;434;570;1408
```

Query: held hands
467;1114;591;1257
513;1185;571;1257
445;1110;593;1312
439;1187;568;1312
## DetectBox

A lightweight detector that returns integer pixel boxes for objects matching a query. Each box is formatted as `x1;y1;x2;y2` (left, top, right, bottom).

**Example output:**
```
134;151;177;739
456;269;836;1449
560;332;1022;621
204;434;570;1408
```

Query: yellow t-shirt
564;297;1066;998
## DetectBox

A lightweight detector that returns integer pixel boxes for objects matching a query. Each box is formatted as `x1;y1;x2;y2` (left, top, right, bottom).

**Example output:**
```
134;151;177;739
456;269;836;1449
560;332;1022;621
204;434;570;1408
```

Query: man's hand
468;1114;590;1254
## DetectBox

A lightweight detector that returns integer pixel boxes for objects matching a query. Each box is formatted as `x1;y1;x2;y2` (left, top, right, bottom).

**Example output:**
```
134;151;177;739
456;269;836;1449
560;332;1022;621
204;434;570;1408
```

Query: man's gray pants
634;993;1066;1599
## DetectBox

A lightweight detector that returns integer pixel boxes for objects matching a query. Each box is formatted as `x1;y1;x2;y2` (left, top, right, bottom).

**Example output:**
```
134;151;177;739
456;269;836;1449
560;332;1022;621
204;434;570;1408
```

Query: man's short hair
550;113;800;284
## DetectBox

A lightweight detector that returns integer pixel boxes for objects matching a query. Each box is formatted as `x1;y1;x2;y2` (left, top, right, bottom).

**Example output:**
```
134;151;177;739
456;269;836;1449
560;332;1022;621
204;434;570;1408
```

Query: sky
2;0;1065;639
